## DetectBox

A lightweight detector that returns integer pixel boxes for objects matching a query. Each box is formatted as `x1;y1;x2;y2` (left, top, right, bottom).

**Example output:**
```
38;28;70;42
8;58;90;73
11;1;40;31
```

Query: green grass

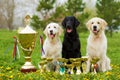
0;29;120;80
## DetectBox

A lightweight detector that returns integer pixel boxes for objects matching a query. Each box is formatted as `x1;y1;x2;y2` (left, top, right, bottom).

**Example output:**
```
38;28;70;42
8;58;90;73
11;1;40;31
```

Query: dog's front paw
86;68;90;73
107;66;112;71
102;68;107;72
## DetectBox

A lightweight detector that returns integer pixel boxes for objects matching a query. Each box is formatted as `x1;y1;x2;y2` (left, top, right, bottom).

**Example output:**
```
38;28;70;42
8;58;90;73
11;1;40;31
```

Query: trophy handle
18;40;34;52
20;45;32;52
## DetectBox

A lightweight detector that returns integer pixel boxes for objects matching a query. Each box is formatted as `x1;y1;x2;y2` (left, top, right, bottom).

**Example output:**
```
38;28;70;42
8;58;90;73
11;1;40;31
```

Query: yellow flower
9;71;13;73
117;75;120;79
110;64;113;68
114;65;118;68
6;67;11;71
0;73;4;77
9;75;13;79
105;71;112;76
0;66;3;69
84;78;89;80
29;77;33;80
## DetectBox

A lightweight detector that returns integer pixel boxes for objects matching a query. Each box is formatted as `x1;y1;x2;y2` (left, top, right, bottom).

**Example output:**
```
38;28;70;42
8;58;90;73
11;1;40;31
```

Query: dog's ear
74;16;80;27
62;17;67;28
58;26;63;36
43;26;48;37
101;19;108;30
86;19;91;30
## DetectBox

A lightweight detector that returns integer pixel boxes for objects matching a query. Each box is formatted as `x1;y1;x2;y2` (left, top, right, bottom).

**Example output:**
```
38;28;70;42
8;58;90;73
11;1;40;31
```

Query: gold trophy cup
18;14;37;73
91;57;99;74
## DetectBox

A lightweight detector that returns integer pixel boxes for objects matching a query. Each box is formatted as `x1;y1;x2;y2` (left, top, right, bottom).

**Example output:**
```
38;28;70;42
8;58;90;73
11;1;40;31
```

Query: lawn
0;29;120;80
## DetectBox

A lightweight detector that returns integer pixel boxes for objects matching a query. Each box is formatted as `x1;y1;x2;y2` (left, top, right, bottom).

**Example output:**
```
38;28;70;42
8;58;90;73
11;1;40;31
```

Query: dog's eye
48;26;50;28
54;26;56;28
92;22;94;24
97;22;100;24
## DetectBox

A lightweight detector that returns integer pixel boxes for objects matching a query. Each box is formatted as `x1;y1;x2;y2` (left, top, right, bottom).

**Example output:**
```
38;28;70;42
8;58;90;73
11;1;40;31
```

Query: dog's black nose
93;26;97;29
66;21;72;28
50;30;53;33
66;24;70;27
66;24;72;29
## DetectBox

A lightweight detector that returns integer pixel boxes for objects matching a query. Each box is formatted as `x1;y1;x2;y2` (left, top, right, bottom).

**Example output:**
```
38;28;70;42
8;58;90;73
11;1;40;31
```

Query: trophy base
21;68;36;73
20;62;37;73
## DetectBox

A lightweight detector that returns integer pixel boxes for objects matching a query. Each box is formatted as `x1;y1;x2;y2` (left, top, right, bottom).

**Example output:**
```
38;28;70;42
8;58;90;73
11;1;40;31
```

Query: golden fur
86;17;111;72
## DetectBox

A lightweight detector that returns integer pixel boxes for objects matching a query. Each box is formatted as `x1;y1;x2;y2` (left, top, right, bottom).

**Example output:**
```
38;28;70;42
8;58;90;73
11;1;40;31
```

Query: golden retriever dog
86;17;111;72
42;22;63;71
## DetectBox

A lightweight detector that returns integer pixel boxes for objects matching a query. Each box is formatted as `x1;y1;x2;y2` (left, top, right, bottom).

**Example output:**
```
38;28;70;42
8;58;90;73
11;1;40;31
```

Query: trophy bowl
18;33;37;73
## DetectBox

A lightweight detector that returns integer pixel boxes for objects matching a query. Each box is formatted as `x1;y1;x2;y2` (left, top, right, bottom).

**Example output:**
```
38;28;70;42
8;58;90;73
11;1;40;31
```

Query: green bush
30;15;46;29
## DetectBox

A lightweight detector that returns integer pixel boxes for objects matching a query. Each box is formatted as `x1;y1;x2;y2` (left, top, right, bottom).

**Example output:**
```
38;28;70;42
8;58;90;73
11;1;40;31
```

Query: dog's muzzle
93;26;99;35
66;25;72;33
49;30;56;39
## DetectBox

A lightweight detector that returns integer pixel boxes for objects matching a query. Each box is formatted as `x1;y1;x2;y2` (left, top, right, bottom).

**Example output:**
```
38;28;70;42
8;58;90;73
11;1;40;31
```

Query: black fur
62;16;81;59
62;16;83;72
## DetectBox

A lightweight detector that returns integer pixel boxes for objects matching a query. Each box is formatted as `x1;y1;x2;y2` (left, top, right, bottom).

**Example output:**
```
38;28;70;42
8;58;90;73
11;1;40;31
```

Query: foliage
96;0;120;36
51;5;67;22
32;0;90;32
0;29;120;79
77;12;90;32
30;15;46;29
96;0;120;27
31;0;57;29
37;0;56;19
38;0;88;32
65;0;85;15
37;0;55;11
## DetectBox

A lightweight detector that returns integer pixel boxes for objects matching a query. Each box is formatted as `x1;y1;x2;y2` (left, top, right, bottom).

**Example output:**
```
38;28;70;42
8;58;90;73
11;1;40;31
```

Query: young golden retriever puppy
42;22;63;72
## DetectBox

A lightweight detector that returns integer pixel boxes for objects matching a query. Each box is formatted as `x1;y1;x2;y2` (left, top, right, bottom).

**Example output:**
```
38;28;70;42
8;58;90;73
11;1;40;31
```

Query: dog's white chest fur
87;33;107;58
42;38;62;60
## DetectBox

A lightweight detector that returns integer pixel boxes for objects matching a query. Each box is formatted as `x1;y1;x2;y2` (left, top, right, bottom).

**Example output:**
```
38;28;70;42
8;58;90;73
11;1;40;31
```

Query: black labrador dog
62;16;81;59
62;16;82;72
